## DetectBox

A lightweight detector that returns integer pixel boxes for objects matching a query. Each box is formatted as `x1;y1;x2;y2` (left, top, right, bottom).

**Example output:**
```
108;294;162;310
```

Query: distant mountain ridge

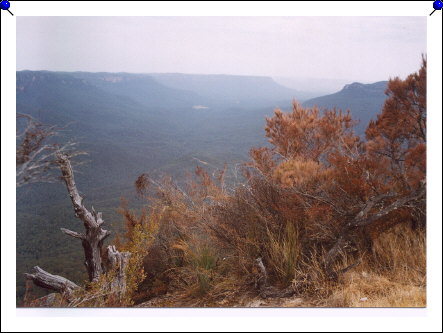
302;81;388;134
149;73;300;104
67;72;206;108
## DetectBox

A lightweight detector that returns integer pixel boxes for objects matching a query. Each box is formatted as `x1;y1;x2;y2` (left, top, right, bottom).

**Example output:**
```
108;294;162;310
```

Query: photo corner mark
430;0;443;15
0;0;13;16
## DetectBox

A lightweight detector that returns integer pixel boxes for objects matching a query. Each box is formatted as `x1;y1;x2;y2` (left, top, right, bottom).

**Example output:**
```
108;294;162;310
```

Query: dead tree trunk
254;257;268;293
25;153;132;306
57;153;110;282
106;245;131;296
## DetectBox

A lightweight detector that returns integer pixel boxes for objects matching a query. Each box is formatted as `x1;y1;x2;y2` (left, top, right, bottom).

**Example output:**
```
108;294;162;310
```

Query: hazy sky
17;16;426;83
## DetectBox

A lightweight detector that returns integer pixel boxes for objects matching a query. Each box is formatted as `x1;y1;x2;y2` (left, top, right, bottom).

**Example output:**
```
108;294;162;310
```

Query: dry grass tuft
319;224;426;307
323;271;426;307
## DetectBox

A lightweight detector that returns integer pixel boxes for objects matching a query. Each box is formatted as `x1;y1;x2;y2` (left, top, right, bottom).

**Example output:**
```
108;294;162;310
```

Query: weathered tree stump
106;245;131;296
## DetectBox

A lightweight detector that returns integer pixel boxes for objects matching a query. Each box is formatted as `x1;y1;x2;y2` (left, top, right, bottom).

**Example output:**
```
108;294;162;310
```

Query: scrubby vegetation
22;59;426;308
110;58;426;307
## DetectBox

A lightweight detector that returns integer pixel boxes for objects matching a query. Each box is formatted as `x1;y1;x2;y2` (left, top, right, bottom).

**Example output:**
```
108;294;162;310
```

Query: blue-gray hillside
303;81;388;135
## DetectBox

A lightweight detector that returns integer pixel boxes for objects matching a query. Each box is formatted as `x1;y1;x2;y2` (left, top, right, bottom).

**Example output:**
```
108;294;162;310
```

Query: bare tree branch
24;266;79;295
16;113;85;187
60;228;85;240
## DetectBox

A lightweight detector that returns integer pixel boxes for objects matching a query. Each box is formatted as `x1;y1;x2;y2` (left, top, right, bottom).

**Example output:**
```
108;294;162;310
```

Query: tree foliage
248;57;426;276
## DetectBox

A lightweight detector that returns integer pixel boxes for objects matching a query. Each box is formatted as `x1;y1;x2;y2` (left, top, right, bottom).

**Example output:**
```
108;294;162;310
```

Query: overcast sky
17;16;426;83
